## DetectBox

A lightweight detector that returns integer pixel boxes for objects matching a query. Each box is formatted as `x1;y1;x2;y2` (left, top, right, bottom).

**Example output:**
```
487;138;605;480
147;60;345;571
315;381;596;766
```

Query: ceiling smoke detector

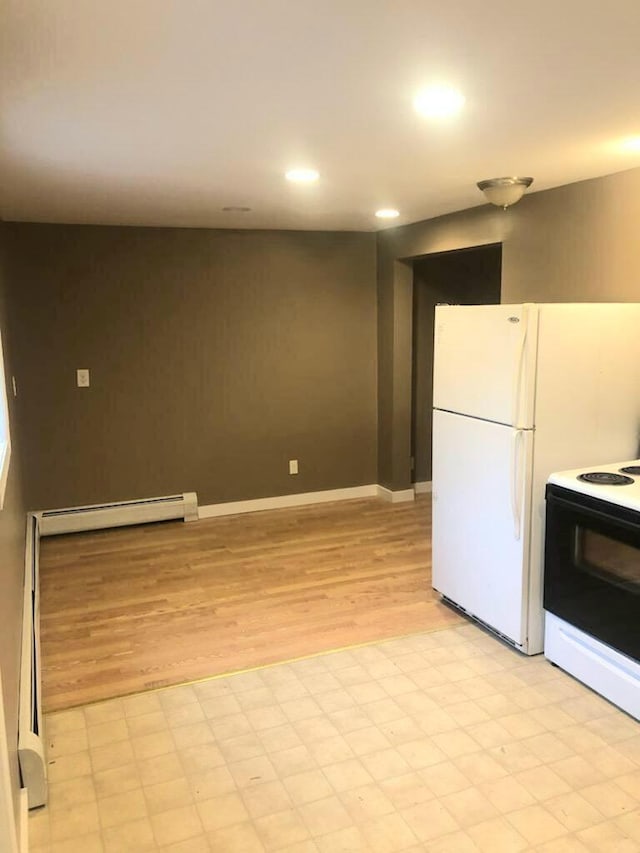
477;177;534;209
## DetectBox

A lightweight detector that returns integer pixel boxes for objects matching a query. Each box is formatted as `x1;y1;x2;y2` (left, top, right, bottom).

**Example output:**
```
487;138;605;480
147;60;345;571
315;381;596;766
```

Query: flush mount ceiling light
620;136;640;152
285;168;319;183
375;208;400;219
413;85;465;119
477;176;534;209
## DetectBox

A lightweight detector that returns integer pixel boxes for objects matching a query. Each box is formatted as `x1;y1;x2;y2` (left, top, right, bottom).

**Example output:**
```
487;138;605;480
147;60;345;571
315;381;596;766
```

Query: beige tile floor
29;623;640;852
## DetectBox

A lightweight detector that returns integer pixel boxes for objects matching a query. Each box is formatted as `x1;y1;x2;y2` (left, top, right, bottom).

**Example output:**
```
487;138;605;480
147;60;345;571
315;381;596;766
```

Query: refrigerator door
433;303;538;428
432;409;534;647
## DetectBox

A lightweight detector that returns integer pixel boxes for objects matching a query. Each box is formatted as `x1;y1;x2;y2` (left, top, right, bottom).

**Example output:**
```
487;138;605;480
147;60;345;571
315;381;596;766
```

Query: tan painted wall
377;166;640;490
5;224;378;509
0;223;28;830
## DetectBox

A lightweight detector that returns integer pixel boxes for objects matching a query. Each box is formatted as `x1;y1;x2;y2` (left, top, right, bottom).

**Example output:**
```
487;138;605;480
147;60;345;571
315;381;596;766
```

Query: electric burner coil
577;471;634;486
619;465;640;476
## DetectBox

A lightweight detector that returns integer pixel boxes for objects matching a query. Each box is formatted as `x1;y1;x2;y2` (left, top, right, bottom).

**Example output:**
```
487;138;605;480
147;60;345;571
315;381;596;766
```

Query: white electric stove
544;459;640;720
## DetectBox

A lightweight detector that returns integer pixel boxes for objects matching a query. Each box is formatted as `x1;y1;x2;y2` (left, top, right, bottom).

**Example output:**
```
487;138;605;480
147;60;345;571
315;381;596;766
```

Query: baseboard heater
18;492;198;809
38;492;199;536
18;514;46;809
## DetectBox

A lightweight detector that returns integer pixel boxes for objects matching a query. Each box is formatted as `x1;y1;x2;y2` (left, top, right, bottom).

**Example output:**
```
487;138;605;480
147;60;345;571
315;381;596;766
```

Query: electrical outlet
76;368;90;388
289;459;299;475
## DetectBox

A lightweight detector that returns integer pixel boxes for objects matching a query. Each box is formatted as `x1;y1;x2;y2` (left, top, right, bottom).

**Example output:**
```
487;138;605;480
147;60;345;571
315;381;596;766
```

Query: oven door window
544;486;640;662
577;527;640;592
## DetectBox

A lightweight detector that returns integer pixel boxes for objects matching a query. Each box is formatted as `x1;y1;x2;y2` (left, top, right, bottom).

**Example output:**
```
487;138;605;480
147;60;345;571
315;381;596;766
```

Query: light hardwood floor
39;494;464;711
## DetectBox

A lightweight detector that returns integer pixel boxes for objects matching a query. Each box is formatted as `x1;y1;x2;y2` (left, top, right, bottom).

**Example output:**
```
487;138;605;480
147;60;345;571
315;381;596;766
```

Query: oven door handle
511;429;524;541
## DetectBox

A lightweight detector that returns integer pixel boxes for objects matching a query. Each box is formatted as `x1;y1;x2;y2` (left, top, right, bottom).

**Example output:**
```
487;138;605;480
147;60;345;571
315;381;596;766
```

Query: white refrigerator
431;302;640;654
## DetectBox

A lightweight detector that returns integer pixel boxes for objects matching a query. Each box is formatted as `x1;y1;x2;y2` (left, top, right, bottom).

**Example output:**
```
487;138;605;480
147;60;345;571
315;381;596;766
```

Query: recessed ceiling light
222;206;252;212
375;208;400;219
620;136;640;152
413;85;465;119
285;168;319;183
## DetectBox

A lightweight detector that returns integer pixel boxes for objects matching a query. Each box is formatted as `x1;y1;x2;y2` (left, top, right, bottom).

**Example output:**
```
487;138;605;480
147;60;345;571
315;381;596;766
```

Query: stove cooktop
549;459;640;512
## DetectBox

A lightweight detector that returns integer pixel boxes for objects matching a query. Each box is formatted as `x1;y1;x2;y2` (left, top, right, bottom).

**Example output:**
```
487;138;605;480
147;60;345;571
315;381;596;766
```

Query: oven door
544;484;640;662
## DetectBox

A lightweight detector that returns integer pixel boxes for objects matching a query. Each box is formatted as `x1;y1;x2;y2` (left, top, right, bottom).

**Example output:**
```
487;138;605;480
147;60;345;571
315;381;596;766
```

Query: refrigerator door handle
511;309;528;428
510;429;524;540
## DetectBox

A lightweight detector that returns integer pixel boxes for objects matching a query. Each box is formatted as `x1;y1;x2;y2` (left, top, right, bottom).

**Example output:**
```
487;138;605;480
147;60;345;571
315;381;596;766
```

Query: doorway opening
410;243;502;488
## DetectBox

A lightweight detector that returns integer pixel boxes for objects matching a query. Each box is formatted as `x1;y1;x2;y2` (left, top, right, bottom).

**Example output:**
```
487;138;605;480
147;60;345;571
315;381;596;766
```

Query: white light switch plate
76;369;90;387
289;459;298;475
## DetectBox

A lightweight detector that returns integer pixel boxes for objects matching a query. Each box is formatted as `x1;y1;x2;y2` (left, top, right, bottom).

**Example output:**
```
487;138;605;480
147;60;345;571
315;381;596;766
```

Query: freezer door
433;303;537;428
432;409;533;646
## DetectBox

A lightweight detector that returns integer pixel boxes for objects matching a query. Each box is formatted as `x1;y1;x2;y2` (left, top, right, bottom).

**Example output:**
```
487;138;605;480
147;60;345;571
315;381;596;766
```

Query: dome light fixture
477;176;534;210
375;208;400;219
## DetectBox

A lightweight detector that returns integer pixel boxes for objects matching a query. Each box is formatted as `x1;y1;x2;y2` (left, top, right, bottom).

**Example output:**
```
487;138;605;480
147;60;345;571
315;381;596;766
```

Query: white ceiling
2;1;640;232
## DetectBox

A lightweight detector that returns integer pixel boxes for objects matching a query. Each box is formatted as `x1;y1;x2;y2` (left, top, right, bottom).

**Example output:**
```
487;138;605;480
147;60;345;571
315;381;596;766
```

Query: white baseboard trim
413;481;432;494
377;486;415;504
198;485;379;519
